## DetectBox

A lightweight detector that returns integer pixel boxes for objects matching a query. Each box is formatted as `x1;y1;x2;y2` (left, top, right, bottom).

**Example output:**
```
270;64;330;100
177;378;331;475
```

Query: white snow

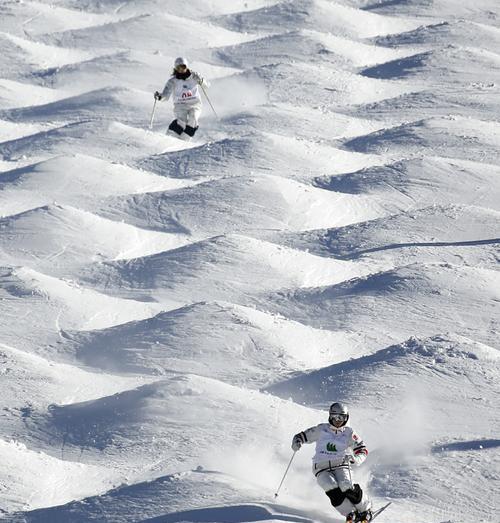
0;1;499;523
0;438;117;513
0;31;95;69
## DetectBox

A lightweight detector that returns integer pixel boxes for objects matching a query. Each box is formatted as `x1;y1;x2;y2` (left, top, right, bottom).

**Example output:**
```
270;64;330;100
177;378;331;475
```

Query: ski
371;502;392;521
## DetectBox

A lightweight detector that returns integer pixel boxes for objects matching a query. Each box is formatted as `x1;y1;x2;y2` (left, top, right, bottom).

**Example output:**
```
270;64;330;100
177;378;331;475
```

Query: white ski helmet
329;402;349;428
174;57;189;69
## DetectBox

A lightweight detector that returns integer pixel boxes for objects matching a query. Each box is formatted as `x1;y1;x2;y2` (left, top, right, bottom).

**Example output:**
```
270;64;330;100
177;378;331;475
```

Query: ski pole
342;455;353;484
274;451;296;499
149;98;157;130
201;83;219;120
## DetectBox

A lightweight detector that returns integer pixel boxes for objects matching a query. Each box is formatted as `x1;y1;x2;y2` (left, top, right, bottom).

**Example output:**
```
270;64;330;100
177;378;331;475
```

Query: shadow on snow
140;504;314;523
432;438;500;453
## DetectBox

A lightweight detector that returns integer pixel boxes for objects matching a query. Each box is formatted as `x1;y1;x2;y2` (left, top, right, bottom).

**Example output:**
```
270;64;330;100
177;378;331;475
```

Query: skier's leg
334;468;372;520
347;484;371;514
169;105;187;136
325;488;355;517
184;105;201;137
168;119;184;135
316;470;355;518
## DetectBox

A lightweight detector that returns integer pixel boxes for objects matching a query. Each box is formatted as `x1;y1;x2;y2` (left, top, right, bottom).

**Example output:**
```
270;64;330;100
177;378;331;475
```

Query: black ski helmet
329;402;349;427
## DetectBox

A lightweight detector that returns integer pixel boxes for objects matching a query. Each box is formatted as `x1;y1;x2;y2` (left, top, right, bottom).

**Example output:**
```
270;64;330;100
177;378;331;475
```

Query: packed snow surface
0;1;499;523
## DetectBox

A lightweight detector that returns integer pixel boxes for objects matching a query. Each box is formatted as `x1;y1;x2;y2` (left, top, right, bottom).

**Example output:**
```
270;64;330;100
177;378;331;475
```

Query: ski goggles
175;64;187;71
329;414;348;424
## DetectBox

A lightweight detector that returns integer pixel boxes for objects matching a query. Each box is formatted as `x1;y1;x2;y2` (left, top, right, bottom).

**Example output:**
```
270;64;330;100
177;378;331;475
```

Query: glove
291;433;303;451
347;454;362;466
154;91;162;101
192;72;207;87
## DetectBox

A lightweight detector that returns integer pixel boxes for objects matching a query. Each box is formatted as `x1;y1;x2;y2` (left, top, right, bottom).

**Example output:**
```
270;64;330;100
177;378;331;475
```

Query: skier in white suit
154;57;208;139
292;403;373;523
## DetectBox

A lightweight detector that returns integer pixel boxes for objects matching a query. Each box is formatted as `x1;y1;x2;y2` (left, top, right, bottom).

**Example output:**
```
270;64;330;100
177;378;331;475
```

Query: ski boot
357;510;373;523
345;510;372;523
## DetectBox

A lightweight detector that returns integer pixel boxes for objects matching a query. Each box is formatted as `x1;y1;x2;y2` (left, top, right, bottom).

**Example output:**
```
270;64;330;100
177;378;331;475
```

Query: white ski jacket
160;71;207;106
295;423;368;472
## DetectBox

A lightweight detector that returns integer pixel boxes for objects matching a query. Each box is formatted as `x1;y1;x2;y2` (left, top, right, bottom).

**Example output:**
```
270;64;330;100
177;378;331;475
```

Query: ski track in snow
0;1;499;522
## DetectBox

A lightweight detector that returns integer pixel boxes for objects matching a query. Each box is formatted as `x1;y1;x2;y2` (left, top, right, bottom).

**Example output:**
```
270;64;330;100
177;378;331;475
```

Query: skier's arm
348;430;368;466
155;78;174;101
192;71;209;88
291;425;321;451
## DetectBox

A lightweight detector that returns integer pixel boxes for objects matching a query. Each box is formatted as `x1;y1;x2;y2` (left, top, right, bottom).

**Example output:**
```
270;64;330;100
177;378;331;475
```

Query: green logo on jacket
326;443;337;452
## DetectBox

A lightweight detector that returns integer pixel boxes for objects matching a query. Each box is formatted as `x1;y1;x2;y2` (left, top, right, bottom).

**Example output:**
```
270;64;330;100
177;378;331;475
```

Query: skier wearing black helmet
291;402;373;523
154;57;208;139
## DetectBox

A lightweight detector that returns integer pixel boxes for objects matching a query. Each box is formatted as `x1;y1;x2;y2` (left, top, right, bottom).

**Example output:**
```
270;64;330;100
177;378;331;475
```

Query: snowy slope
0;1;499;523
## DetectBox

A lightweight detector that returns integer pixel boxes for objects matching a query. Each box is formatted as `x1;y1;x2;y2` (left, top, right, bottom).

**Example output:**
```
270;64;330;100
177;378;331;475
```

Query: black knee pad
184;125;198;137
325;488;345;507
168;119;184;135
344;484;363;505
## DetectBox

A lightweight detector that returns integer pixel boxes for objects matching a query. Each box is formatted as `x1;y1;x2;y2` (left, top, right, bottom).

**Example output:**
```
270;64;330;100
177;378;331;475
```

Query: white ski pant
173;102;202;128
314;462;371;517
315;462;353;492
